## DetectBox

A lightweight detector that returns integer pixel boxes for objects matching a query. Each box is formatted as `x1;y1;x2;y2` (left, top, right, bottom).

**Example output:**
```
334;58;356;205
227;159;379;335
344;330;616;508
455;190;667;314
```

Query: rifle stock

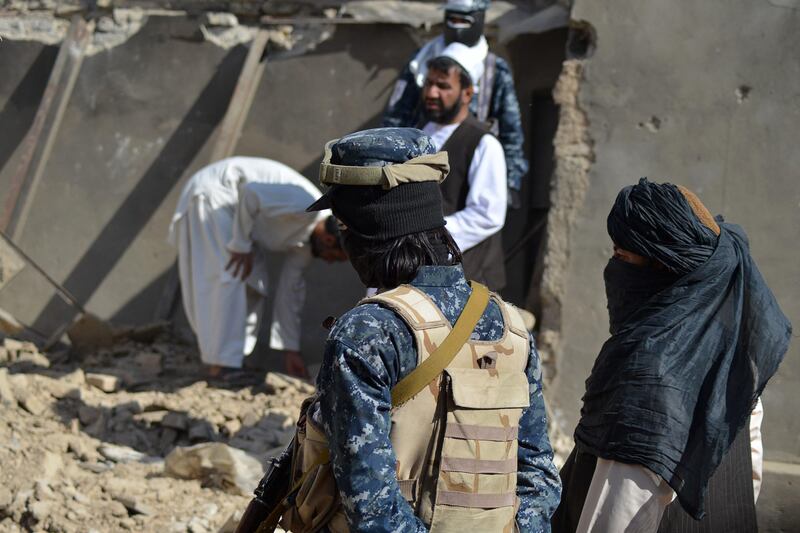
234;439;294;533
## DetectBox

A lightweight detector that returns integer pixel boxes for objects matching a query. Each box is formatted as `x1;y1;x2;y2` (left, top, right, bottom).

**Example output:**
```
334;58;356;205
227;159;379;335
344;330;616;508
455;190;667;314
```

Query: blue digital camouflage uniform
311;264;561;532
382;52;529;192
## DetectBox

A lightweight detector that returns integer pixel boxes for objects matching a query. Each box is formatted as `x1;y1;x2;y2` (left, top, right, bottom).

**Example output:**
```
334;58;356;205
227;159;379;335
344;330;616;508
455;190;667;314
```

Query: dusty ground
0;331;311;533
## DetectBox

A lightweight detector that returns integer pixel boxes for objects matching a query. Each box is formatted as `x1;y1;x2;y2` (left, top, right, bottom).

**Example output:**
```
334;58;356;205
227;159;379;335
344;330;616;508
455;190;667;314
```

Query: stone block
161;411;189;431
85;373;119;393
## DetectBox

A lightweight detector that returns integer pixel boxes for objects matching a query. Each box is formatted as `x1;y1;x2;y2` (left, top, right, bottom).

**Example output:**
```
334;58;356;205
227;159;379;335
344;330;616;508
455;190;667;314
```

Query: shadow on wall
30;45;248;333
0;45;59;175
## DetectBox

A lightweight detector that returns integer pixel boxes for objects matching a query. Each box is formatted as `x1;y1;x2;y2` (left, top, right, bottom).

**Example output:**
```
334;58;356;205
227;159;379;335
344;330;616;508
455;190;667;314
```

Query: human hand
284;350;310;379
226;251;254;280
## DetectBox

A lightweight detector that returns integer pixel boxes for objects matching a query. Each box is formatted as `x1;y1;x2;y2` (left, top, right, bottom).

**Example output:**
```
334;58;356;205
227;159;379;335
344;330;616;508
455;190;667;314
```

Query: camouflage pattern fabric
311;264;560;532
330;127;437;167
382;55;529;192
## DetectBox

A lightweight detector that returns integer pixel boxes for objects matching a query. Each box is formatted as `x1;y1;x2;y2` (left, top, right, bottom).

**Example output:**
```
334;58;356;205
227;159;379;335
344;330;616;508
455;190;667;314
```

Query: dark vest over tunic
440;116;506;291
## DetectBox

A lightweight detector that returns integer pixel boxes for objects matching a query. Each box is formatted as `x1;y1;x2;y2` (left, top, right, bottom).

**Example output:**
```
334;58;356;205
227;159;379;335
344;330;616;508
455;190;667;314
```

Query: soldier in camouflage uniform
382;0;528;204
301;127;560;531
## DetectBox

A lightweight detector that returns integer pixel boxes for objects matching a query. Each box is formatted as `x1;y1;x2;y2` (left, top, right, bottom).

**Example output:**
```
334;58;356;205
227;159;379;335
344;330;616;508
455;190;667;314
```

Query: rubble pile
0;333;311;532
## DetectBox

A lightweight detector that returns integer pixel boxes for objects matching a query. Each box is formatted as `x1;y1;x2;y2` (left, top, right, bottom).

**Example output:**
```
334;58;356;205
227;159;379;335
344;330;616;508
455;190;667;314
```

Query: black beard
423;97;463;124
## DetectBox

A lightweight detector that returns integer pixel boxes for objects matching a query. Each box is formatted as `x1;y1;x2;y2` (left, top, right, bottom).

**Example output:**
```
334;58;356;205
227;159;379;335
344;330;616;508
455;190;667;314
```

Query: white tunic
422;121;507;252
168;157;327;367
576;399;765;532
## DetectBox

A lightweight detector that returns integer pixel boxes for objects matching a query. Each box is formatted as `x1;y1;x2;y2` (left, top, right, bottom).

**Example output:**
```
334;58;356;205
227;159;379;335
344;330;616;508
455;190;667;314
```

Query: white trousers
175;196;263;368
577;399;765;533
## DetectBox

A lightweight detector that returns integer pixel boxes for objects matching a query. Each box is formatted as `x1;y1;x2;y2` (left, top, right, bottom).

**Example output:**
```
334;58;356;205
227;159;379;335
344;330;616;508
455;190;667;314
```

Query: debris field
0;331;310;532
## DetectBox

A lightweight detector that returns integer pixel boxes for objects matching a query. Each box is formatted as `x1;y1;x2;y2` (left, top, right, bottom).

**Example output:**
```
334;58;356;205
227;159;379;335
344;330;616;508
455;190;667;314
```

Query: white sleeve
750;397;764;503
227;182;259;254
269;248;311;352
577;459;676;533
443;134;507;252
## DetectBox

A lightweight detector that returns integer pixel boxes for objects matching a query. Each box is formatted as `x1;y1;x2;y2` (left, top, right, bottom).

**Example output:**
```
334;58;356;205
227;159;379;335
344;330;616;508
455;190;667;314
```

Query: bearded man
552;178;792;533
419;47;508;291
382;0;528;205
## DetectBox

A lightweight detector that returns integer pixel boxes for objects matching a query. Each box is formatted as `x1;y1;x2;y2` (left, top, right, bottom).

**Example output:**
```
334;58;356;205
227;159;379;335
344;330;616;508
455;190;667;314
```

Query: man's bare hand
226;251;254;280
284;350;310;379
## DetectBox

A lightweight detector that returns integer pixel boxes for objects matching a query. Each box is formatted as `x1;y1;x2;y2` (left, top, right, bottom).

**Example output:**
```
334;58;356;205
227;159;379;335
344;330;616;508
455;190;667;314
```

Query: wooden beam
209;29;270;161
1;17;92;240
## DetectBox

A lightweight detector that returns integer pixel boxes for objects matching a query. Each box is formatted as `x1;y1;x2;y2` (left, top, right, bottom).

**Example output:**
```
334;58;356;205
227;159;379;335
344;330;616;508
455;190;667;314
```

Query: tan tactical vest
280;284;530;533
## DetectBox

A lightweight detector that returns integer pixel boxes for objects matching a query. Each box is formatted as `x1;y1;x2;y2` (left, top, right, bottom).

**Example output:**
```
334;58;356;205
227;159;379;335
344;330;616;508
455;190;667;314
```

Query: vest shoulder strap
499;299;531;340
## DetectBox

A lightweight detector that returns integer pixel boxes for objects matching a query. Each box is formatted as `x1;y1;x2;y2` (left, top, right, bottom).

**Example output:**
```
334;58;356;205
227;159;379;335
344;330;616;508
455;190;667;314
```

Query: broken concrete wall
0;14;420;362
545;0;800;465
0;2;568;365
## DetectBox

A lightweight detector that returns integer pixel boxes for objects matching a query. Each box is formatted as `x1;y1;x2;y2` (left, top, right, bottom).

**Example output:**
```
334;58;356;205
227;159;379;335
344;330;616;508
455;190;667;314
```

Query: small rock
240;409;260;427
119;517;136;530
99;443;158;464
204;12;238;27
0;368;16;406
67;438;97;461
47;380;80;399
19;395;47;416
78;405;102;426
0;485;12;510
108;499;128;517
16;350;50;368
29;500;52;522
113;495;154;516
86;373;119;393
79;462;111;474
34;480;54;501
222;418;241;436
188;420;216;442
63;368;86;386
41;451;63;481
162;411;189;431
187;515;210;533
264;372;315;395
3;337;34;354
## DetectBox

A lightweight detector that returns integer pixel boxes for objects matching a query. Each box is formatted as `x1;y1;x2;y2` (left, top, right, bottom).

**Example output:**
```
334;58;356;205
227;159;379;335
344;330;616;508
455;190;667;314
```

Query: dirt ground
0;330;310;533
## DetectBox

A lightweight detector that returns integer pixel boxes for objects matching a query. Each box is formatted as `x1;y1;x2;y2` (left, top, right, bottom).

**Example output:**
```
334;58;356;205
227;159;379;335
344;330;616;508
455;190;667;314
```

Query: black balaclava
444;10;485;46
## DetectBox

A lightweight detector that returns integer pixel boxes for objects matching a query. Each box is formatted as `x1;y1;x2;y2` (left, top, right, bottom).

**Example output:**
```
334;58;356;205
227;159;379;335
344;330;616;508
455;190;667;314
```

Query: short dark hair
342;227;463;289
427;56;472;90
309;215;342;257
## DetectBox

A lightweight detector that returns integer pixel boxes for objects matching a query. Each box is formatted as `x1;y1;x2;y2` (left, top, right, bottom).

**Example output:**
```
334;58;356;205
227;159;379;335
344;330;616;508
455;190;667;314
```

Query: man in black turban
553;178;792;533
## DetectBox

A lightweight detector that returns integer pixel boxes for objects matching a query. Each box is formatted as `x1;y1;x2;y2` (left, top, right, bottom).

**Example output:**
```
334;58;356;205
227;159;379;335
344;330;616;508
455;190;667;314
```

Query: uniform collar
409;264;467;288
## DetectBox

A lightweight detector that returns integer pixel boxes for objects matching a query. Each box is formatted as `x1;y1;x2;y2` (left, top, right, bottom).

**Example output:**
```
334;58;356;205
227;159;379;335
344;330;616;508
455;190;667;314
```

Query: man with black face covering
552;179;792;533
420;47;508;291
382;0;528;206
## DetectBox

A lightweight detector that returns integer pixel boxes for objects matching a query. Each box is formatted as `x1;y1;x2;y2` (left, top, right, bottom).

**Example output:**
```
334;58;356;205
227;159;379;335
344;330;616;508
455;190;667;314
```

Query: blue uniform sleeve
382;61;422;128
516;333;561;532
317;309;428;532
490;58;529;192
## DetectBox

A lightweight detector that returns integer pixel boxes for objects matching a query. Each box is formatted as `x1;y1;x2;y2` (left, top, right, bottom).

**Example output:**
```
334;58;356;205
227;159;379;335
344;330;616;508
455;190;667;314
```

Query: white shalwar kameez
168;157;327;368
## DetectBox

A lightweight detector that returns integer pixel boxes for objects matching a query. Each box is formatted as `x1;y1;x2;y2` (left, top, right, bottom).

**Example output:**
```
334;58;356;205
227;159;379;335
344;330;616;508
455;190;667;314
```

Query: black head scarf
576;178;792;519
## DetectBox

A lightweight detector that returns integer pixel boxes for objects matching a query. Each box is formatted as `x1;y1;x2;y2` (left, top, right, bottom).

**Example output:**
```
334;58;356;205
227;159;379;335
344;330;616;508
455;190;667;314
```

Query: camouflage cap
444;0;490;13
307;128;449;240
